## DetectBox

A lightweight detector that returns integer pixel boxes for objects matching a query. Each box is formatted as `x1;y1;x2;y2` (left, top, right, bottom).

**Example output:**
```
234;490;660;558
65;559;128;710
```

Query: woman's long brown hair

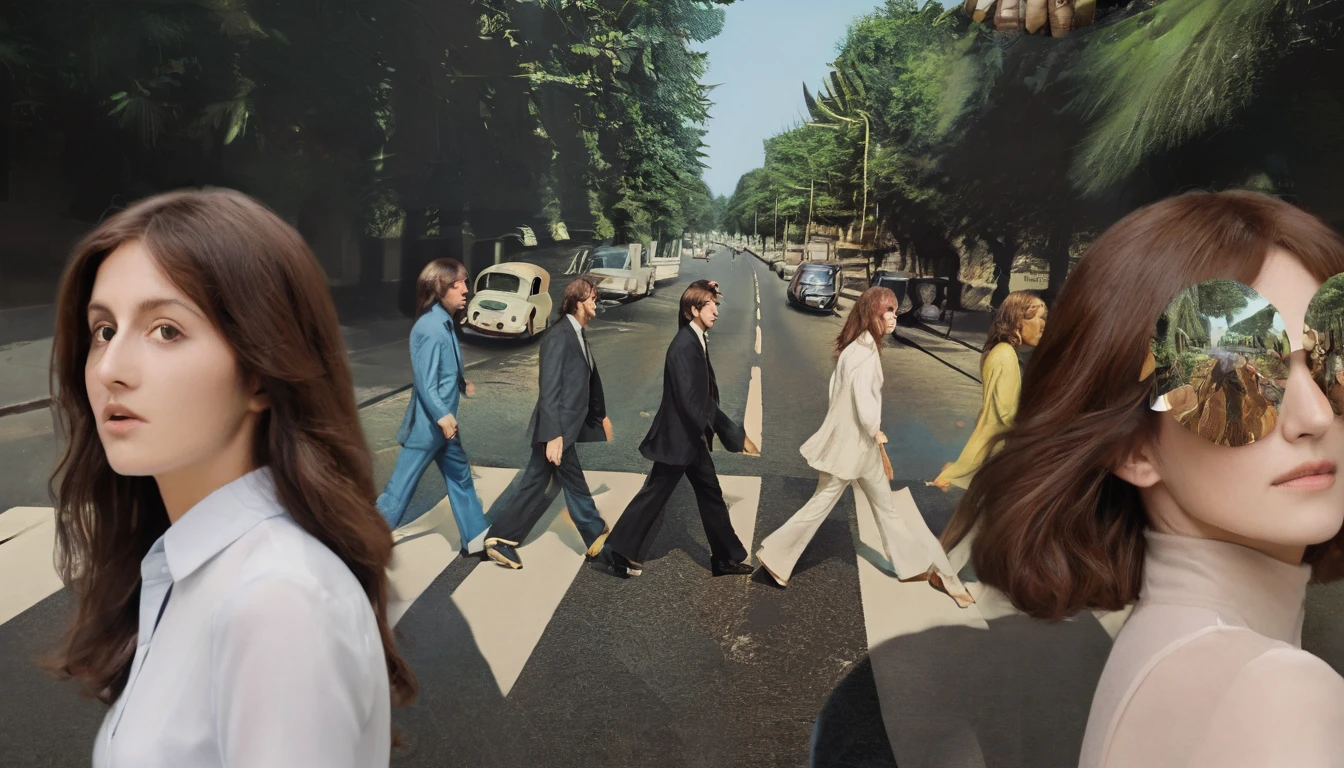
45;188;417;714
959;190;1344;620
836;286;897;357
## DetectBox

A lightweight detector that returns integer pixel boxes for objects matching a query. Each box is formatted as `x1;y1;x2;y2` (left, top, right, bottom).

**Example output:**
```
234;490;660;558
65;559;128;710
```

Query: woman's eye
93;326;114;342
155;325;181;341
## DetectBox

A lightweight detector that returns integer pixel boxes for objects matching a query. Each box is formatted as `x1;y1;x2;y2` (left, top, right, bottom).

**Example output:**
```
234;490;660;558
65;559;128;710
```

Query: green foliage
1065;0;1282;195
4;0;729;248
1228;305;1277;337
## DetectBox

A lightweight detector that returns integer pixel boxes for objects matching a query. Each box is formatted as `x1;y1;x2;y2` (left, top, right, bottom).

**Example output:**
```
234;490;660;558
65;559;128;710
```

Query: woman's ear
1113;437;1162;489
246;375;271;414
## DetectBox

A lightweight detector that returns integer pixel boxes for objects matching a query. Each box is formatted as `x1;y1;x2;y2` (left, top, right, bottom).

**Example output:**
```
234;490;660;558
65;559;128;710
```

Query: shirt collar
160;466;287;583
689;321;707;347
566;314;585;336
1141;530;1311;645
430;302;455;325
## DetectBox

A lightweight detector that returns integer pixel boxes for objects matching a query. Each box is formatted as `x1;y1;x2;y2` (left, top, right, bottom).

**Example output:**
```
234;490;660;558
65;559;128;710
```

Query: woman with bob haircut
961;190;1344;766
45;188;416;767
756;286;961;597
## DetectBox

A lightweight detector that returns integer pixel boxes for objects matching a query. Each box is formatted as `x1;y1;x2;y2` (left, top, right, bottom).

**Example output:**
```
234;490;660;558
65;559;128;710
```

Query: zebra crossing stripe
449;472;762;697
0;508;63;627
387;466;520;626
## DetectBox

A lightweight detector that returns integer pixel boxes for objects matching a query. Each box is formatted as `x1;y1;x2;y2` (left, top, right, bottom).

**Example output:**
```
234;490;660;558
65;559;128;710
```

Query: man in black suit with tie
483;277;614;569
600;280;759;578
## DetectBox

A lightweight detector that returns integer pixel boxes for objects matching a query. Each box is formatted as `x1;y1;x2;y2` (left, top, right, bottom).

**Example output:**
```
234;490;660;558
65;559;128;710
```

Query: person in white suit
756;286;939;587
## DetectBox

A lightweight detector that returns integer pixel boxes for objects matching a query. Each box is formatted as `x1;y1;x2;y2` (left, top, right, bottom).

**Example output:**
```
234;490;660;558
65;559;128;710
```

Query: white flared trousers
756;466;932;585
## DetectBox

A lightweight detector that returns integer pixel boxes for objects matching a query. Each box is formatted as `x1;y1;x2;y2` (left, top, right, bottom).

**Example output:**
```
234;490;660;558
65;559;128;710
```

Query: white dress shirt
566;314;591;367
690;320;708;354
92;467;391;768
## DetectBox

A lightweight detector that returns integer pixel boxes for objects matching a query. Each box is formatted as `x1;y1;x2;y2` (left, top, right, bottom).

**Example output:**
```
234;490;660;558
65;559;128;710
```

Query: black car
870;271;952;326
787;262;843;312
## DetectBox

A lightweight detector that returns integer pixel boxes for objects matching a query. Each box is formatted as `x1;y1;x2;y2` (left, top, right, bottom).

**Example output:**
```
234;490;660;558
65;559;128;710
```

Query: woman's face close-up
84;241;266;480
1144;247;1344;556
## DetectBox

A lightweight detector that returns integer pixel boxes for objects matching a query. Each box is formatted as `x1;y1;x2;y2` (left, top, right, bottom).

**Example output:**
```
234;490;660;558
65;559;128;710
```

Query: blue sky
697;0;959;197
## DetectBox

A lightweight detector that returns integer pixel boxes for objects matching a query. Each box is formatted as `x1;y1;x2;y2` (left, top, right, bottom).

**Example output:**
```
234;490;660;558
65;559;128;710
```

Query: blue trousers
376;437;488;544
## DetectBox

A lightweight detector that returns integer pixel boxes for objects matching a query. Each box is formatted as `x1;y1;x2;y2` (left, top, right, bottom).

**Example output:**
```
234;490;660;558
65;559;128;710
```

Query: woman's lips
1271;461;1337;489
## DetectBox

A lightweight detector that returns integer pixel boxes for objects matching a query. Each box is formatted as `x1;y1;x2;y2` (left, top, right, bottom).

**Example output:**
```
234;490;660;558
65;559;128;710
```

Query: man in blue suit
377;257;489;555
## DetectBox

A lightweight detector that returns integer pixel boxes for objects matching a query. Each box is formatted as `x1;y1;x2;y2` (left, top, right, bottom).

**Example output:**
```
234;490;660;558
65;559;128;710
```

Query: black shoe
601;546;644;578
711;558;753;577
485;540;523;569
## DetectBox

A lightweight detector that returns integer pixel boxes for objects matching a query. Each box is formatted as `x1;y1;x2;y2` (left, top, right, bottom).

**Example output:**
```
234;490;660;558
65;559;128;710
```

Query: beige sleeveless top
1079;531;1344;767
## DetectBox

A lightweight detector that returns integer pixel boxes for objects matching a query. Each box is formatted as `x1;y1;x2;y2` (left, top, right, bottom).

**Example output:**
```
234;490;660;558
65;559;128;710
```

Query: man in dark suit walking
483;277;614;569
601;280;759;578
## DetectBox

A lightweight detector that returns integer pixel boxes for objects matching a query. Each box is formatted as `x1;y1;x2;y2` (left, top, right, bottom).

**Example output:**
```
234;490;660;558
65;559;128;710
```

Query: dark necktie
452;328;466;394
580;326;592;369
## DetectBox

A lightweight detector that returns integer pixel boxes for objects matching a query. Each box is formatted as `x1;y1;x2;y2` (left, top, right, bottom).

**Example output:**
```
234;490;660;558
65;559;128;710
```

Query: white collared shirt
690;321;708;354
92;467;390;768
566;313;591;367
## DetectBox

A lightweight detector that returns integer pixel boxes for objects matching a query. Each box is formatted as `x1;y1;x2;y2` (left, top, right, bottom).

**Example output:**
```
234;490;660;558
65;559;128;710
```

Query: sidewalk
0;286;420;418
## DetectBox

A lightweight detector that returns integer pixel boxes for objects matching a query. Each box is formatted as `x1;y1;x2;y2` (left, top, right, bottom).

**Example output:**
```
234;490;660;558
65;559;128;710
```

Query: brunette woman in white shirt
755;286;956;592
44;188;416;767
962;190;1344;766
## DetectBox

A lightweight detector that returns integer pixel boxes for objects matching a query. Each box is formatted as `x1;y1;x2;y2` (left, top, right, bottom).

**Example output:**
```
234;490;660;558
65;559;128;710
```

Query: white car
583;244;655;300
465;262;553;338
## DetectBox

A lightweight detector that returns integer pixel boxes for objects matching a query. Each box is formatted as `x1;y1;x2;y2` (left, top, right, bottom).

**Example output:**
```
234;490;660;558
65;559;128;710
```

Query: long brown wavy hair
836;286;897;357
44;188;418;716
980;290;1044;368
959;190;1344;621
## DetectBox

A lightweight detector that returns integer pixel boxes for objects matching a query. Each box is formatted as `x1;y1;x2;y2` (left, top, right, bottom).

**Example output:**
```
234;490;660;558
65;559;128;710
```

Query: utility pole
857;112;871;246
806;179;815;247
774;192;784;255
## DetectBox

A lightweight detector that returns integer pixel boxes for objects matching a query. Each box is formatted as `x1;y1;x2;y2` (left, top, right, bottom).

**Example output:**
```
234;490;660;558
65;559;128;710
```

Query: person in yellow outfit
930;291;1047;570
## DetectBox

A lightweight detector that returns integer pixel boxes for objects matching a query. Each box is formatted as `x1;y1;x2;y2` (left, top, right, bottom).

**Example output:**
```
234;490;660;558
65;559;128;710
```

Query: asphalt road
4;245;1341;767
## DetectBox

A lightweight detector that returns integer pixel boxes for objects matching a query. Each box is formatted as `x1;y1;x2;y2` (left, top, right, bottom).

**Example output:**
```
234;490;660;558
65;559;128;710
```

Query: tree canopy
721;0;1344;307
1;0;735;257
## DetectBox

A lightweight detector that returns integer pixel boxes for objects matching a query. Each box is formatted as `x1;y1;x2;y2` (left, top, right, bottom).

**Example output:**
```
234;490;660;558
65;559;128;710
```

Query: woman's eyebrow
86;297;206;320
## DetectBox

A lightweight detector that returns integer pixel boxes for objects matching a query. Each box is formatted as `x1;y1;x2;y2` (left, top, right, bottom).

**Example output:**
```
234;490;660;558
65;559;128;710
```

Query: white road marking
387;466;519;625
854;487;987;646
450;470;640;696
722;475;763;557
746;366;763;452
450;471;761;697
0;506;49;543
0;508;63;627
756;308;761;321
755;326;761;355
854;487;988;767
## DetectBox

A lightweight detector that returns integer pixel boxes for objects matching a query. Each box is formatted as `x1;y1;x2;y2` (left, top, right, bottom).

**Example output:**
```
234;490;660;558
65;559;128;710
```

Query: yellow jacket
936;342;1021;489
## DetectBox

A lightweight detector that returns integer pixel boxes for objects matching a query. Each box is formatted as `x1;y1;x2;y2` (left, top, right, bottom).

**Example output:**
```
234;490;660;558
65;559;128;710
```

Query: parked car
787;262;844;313
583;244;656;300
870;271;953;326
465;262;553;338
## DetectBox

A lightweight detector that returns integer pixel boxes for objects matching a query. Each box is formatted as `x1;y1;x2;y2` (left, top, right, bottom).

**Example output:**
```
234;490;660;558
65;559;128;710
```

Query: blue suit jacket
396;303;467;450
